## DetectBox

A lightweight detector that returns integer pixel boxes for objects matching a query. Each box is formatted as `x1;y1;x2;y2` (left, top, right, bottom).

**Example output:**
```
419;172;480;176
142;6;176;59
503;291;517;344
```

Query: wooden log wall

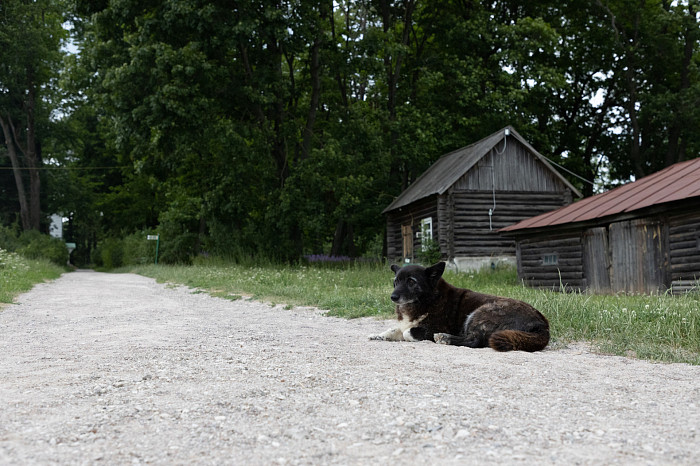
669;211;700;291
386;196;439;263
447;190;573;257
516;233;585;291
437;191;455;260
512;203;700;294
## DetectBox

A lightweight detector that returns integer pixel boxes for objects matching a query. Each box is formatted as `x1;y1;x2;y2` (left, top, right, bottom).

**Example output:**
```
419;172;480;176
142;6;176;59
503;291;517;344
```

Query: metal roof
501;157;700;232
382;126;582;213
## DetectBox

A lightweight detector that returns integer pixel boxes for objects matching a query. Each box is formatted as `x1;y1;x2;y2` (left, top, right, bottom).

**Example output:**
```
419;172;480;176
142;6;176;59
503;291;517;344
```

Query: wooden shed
383;126;582;270
501;158;700;294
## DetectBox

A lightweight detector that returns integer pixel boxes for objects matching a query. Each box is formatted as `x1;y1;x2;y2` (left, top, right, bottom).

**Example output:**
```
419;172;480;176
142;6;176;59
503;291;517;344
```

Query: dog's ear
391;264;401;275
425;262;446;285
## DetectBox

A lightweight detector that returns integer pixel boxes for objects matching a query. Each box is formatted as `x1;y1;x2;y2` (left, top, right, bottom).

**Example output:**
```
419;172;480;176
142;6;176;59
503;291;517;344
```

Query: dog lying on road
369;262;550;352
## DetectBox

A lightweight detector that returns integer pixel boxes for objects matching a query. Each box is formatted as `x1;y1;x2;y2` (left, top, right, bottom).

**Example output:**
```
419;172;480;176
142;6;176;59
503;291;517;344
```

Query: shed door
609;219;669;293
401;224;414;261
582;227;611;293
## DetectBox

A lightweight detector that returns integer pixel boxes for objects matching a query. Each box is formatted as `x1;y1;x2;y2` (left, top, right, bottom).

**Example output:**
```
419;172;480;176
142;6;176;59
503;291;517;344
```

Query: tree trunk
329;2;349;108
380;0;416;193
582;80;617;196
270;39;289;185
665;2;696;167
597;0;646;178
2;75;42;231
379;0;415;122
0;115;31;230
301;33;322;161
624;63;644;179
331;219;357;257
25;86;41;230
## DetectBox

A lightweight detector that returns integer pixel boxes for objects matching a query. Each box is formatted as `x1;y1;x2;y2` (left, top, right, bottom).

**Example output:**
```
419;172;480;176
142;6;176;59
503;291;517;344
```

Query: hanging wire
489;131;508;230
539;155;595;187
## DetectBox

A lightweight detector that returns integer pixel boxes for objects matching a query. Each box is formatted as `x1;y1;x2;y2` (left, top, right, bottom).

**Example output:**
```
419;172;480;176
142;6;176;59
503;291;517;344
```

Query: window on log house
542;253;558;265
420;217;433;252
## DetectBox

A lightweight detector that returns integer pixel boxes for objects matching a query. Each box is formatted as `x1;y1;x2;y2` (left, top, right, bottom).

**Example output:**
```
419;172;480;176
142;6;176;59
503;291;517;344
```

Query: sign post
147;235;160;264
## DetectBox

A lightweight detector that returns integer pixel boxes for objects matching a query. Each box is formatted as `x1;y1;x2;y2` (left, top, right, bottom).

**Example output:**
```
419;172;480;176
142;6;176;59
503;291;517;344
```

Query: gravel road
1;270;699;465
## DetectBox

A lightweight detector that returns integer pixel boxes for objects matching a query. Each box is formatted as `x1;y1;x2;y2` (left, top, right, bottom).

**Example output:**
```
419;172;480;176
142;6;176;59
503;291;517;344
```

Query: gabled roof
501;157;700;233
382;126;582;213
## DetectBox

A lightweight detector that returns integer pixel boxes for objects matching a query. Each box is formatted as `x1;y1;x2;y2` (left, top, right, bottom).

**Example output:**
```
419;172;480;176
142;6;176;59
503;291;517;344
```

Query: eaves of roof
501;158;700;233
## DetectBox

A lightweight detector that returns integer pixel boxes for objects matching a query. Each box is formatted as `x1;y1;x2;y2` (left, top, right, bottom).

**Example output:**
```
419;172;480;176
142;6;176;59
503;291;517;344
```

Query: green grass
0;248;66;305
126;260;700;365
127;260;394;318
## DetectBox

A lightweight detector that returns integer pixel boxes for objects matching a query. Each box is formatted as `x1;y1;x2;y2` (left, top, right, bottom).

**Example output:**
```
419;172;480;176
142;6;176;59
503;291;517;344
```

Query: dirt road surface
1;270;699;465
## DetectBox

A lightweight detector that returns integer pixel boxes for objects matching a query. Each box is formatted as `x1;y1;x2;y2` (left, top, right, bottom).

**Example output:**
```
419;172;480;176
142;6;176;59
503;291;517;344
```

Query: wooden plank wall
581;227;611;293
385;196;439;263
448;191;573;257
516;233;584;291
608;218;669;293
669;211;700;292
452;142;573;194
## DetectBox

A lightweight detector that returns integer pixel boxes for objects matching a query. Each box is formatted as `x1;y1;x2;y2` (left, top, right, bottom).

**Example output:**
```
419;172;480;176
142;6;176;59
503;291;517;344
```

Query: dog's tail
489;329;549;352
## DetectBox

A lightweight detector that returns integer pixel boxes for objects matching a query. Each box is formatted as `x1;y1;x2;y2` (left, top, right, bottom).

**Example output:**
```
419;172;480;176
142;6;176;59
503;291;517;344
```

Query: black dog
369;262;550;352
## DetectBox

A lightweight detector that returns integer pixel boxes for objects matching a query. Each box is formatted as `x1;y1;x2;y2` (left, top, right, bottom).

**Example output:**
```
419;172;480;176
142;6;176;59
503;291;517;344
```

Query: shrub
70;245;93;268
122;231;159;265
99;237;124;269
157;194;202;264
417;237;442;265
159;232;198;264
0;225;21;251
16;230;69;266
92;232;158;268
91;244;104;267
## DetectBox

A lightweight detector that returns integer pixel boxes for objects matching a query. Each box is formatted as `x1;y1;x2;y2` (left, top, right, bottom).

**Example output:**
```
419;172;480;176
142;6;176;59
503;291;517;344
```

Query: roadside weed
0;249;65;304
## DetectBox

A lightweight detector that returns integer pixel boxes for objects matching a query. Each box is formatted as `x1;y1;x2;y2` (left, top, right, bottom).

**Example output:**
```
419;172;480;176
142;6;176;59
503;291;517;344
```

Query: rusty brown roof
501;157;700;232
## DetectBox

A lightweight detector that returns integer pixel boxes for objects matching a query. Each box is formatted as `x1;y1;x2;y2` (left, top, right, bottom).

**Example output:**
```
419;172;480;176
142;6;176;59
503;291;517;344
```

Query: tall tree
597;0;700;180
75;0;344;259
0;0;67;230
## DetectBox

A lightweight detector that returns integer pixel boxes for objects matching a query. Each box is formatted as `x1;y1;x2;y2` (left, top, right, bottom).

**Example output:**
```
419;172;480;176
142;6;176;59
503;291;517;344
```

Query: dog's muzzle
391;294;416;305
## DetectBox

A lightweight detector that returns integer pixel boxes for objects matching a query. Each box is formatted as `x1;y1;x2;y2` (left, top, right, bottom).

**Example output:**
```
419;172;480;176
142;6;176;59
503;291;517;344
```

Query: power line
540;155;595;186
0;166;129;171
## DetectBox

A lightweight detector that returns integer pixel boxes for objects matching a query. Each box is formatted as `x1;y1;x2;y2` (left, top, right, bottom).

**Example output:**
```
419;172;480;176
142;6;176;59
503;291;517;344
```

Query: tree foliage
3;0;699;263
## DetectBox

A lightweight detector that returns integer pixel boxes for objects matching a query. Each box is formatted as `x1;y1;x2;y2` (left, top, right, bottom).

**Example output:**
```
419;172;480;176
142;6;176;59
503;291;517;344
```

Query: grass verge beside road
0;249;65;305
128;261;700;365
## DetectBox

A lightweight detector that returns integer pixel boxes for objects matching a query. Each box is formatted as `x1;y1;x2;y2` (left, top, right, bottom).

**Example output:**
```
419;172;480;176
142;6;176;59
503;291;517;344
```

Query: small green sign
147;235;160;264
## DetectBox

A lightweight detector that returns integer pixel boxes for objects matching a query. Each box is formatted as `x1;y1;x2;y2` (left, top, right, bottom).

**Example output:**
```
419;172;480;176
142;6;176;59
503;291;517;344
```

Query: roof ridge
382;127;510;213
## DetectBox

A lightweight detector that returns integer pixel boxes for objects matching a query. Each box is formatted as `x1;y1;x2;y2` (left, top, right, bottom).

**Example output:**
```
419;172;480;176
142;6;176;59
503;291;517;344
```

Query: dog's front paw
369;327;403;342
434;333;451;345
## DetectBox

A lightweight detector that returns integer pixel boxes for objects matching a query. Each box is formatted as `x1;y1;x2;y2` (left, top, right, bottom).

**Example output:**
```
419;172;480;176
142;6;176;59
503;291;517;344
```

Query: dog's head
390;262;446;305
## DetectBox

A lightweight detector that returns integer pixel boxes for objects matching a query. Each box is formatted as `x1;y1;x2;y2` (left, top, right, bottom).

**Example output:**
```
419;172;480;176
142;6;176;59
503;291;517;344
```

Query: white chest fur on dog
369;308;426;342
